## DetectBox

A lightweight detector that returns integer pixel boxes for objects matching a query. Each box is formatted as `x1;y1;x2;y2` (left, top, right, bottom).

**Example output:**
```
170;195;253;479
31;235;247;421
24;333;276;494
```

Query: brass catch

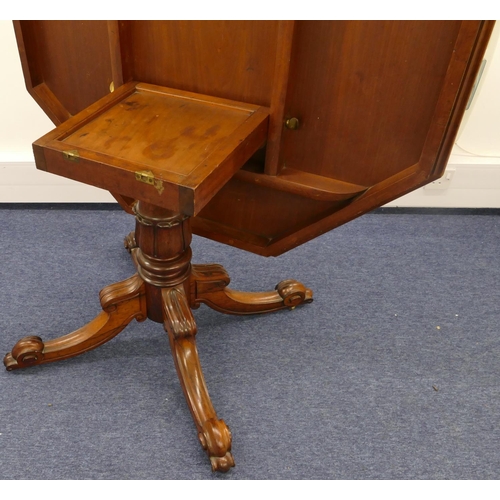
62;150;80;162
135;170;164;195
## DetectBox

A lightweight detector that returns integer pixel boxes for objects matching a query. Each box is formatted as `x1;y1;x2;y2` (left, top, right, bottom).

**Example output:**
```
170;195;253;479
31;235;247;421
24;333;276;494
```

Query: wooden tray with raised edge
32;81;269;216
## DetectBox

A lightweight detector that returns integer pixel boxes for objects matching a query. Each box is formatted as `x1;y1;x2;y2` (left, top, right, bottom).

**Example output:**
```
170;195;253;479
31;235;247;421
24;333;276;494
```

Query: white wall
0;20;115;202
387;21;500;208
0;20;499;206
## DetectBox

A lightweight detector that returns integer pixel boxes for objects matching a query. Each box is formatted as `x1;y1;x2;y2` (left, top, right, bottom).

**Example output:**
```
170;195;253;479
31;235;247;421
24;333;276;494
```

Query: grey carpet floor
0;207;499;479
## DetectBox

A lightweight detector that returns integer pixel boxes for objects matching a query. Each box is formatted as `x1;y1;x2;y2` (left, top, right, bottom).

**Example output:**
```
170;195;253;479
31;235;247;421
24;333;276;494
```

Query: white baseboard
384;160;500;208
1;159;500;208
0;160;115;203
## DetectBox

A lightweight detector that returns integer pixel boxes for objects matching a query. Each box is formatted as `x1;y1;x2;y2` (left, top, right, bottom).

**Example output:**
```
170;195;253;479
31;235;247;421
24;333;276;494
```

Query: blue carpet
0;208;499;479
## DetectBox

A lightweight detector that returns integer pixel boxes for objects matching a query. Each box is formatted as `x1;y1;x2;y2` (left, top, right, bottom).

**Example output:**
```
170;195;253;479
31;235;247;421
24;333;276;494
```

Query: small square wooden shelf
33;82;269;215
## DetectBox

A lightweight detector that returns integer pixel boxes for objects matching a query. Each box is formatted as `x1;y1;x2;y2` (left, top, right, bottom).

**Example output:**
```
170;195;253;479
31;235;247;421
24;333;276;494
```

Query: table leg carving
190;263;313;315
4;274;147;371
124;231;138;253
162;285;234;472
6;199;314;471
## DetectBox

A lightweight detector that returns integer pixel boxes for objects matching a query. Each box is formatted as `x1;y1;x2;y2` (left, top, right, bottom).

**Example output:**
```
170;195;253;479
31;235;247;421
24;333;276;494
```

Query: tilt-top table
4;20;494;471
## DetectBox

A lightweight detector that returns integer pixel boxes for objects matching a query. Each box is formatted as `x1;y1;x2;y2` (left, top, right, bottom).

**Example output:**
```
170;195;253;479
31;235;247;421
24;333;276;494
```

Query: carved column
133;201;192;322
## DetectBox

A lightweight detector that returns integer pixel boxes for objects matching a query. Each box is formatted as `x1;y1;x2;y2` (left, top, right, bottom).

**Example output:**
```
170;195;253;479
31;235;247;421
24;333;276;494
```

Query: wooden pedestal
4;201;312;472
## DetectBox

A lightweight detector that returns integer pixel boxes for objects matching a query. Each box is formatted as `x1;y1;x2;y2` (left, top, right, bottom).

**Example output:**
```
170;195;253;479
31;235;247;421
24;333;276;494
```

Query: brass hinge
135;170;164;195
62;150;80;162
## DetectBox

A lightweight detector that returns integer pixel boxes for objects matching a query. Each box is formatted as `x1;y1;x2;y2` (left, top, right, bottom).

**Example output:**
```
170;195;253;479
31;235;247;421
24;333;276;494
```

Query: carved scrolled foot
198;418;235;472
4;336;45;371
190;264;313;315
162;285;234;472
4;274;147;371
209;452;235;473
275;279;314;309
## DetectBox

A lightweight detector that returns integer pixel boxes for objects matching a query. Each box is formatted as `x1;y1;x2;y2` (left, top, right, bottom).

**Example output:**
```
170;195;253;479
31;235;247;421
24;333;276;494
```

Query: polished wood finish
195;21;496;255
8;20;495;472
14;21;113;123
282;21;462;184
32;82;269;216
14;20;495;254
4;274;147;370
264;20;296;176
191;264;313;315
163;285;235;472
119;21;279;106
237;162;368;202
4;201;312;472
